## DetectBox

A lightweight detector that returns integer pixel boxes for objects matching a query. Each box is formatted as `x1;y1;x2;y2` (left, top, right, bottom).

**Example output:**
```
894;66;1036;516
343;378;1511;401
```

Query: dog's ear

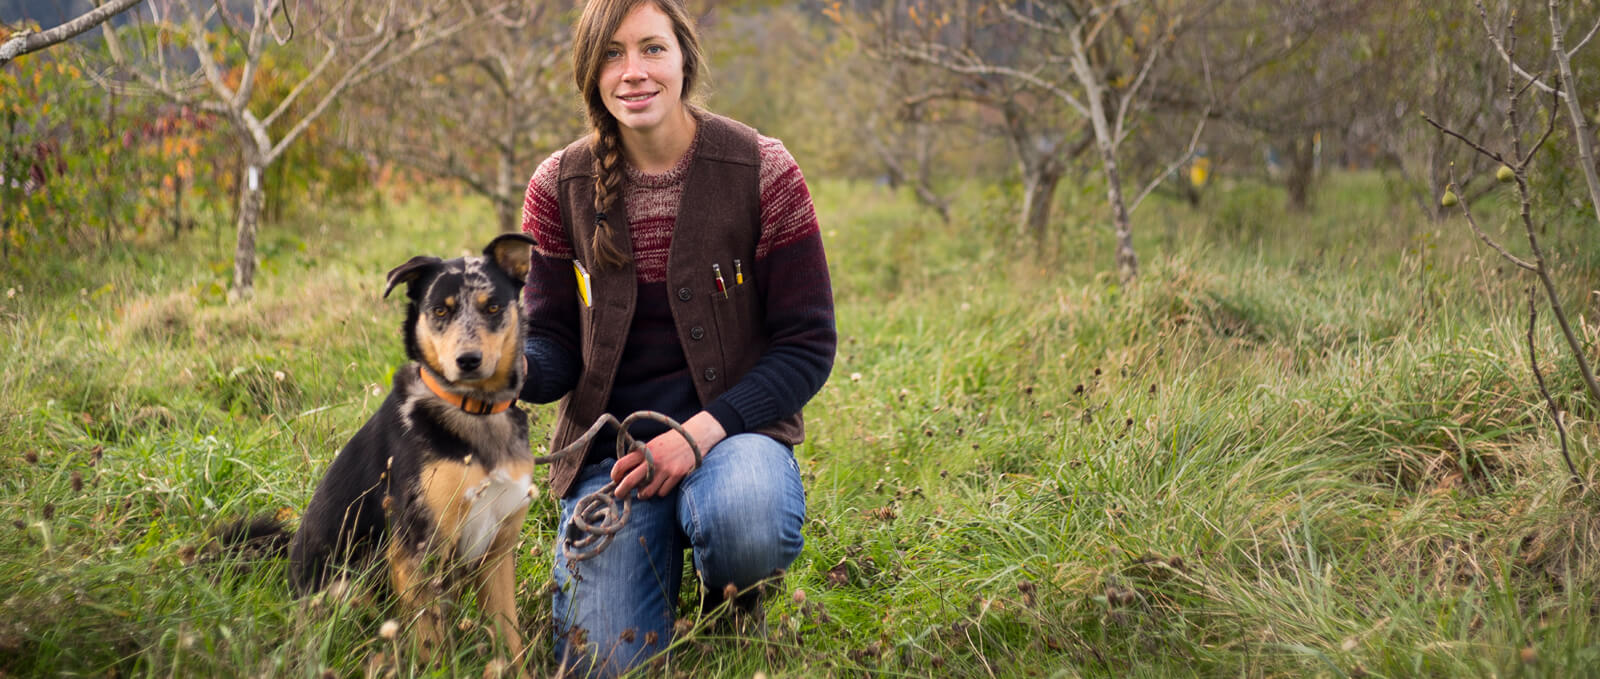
384;256;444;299
484;233;537;285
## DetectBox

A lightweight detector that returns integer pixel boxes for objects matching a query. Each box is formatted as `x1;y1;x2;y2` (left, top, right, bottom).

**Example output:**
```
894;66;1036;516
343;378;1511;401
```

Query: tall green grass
1;175;1597;677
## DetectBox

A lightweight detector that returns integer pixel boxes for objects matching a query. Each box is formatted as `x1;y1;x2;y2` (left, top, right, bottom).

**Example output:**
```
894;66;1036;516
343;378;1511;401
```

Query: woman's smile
616;90;658;111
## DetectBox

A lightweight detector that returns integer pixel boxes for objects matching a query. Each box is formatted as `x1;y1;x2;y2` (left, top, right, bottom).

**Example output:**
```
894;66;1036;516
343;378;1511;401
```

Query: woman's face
599;3;688;138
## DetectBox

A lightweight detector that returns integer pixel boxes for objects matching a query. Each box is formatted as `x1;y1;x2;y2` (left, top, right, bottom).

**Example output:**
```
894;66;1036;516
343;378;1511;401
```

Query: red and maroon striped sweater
518;130;836;455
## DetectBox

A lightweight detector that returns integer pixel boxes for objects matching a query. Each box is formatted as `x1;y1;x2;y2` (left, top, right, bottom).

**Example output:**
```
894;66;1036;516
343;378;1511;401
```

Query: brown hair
572;0;706;269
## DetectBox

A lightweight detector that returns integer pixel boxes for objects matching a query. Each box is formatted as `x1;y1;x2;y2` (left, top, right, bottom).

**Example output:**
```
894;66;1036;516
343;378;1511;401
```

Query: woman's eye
645;44;665;55
605;48;622;59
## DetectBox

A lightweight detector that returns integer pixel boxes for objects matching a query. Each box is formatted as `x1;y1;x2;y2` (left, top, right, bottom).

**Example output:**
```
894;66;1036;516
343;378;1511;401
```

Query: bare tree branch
1567;11;1600;56
998;3;1066;35
1526;287;1584;490
1475;0;1561;99
267;0;297;45
893;43;1091;118
230;0;283;111
1112;22;1170;145
1523;85;1561;167
1420;111;1507;164
1128;107;1207;214
1547;0;1600;228
100;16;207;102
262;46;339;128
0;0;145;68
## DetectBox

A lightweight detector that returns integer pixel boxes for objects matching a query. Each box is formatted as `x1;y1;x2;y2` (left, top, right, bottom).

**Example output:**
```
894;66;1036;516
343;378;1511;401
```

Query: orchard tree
98;0;482;299
841;1;1085;239
861;0;1218;282
1424;0;1600;489
354;0;584;233
1382;1;1510;218
1145;0;1391;212
847;36;992;222
710;5;968;221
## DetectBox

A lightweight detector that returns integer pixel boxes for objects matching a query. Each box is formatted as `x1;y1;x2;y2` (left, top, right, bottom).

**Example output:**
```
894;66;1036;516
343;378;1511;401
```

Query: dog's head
384;233;536;392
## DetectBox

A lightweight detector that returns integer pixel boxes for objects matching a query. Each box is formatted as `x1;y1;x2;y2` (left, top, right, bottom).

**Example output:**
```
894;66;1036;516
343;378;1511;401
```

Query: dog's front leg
388;539;446;663
477;517;527;675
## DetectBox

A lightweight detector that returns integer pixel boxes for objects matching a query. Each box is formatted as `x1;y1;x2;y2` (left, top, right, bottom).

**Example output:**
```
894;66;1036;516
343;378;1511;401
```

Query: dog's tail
195;514;294;570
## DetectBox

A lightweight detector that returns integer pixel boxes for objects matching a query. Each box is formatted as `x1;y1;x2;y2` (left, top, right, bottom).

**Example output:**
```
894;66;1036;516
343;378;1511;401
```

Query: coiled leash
531;411;702;562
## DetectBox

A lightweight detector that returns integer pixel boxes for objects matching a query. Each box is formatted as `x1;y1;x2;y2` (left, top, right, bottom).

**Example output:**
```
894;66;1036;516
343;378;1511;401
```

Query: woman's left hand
612;411;726;499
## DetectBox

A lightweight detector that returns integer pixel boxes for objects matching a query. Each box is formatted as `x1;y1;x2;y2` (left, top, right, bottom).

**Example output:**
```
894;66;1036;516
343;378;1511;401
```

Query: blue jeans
551;433;806;678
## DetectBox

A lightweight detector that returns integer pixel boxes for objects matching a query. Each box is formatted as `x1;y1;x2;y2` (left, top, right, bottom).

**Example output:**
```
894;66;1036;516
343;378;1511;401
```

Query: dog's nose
456;352;482;373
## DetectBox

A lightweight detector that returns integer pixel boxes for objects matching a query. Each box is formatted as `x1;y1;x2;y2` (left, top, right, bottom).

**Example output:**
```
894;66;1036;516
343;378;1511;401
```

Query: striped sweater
518;130;836;457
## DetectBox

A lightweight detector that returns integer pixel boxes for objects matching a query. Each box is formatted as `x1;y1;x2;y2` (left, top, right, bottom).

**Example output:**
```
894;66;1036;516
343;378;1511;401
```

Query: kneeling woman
517;0;836;675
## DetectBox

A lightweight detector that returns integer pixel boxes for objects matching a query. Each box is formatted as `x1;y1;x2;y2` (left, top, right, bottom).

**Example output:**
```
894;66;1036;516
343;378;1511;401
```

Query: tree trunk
1003;104;1066;241
230;162;265;301
1020;161;1064;241
495;198;518;235
1097;139;1139;282
1285;136;1316;212
1065;33;1138;282
495;146;518;234
2;111;11;262
911;125;951;223
172;172;186;237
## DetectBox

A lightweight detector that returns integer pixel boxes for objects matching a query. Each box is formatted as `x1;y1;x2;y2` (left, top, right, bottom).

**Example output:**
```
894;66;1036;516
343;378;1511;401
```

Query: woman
517;0;836;675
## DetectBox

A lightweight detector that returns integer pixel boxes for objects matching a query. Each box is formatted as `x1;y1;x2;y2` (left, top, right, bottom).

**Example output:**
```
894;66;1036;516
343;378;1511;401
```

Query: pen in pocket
712;263;728;298
733;258;743;286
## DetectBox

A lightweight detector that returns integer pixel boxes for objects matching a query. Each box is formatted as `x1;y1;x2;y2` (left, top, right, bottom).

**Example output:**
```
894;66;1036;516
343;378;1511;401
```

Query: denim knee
679;433;806;590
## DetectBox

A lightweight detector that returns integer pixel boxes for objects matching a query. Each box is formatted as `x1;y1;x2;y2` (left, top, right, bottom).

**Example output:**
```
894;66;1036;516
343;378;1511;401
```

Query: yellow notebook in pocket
573;260;592;308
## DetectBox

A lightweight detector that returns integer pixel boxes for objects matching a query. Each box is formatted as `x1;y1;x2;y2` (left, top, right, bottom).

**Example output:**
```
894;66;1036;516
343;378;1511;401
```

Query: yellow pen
733;258;743;285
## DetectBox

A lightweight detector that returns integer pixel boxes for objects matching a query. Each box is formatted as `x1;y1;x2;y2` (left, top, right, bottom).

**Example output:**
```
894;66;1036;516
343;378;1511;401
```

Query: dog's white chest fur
457;468;532;563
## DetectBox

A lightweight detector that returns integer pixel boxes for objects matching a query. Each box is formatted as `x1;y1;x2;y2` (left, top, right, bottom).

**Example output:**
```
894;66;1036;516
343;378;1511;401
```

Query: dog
284;232;537;664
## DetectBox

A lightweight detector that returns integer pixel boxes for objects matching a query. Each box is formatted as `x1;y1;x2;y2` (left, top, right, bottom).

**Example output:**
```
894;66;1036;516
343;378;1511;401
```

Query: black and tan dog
286;233;537;663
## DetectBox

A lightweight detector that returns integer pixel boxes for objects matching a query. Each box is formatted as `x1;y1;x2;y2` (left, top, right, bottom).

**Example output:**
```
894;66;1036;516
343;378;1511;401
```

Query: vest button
703;368;718;382
690;326;705;341
677;287;692;301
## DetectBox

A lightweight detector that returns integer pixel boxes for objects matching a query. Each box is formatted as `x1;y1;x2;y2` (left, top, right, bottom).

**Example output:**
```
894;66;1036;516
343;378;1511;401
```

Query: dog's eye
486;303;502;314
432;306;449;318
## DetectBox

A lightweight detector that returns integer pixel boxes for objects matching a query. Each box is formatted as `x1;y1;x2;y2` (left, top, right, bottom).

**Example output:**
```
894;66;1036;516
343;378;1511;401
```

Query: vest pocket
708;279;755;377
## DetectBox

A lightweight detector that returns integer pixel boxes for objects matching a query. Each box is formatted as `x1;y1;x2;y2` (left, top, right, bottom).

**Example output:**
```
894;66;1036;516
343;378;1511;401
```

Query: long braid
590;109;631;269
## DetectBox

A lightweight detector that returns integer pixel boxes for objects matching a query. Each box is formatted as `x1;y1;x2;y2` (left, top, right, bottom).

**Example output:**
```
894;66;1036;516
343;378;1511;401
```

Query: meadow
1;173;1598;678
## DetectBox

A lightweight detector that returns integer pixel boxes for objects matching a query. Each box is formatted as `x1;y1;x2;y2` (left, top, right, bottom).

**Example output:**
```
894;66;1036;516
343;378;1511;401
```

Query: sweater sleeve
519;150;581;404
704;137;837;435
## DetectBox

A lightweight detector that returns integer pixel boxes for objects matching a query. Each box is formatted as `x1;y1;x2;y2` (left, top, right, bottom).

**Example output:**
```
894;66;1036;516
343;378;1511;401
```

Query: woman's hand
612;411;726;499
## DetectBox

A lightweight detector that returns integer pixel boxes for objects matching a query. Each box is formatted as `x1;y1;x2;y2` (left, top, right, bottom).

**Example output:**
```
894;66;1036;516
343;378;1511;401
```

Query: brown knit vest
546;113;804;497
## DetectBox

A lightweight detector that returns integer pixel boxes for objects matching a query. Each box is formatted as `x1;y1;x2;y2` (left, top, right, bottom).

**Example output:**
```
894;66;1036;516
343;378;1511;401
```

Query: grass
2;173;1599;677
